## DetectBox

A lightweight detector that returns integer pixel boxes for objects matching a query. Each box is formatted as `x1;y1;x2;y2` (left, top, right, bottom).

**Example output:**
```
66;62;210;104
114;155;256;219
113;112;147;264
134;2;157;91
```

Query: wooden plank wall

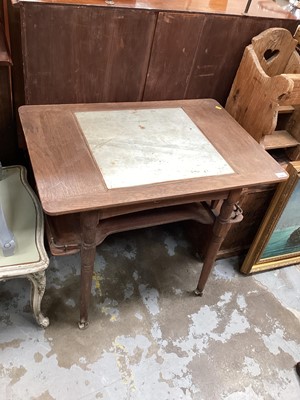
0;65;17;165
144;13;298;104
17;3;298;106
143;13;206;101
20;5;157;104
0;0;17;165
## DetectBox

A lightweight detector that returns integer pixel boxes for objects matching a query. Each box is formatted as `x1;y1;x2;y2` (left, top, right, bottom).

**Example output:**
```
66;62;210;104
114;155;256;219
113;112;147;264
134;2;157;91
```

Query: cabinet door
186;15;299;105
144;12;298;104
20;4;156;104
144;12;205;101
0;65;18;164
0;15;17;164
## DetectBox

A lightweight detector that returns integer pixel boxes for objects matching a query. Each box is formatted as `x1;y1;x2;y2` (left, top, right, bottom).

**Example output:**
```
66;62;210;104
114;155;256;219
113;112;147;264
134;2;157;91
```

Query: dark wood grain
0;21;11;65
145;13;298;104
16;1;298;107
7;0;25;115
186;14;242;103
0;12;17;165
20;3;156;104
143;12;205;101
0;66;18;165
186;15;294;103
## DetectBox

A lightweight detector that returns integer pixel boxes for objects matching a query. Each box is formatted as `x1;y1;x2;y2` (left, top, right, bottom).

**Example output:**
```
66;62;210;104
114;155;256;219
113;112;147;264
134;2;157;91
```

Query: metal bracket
230;202;244;223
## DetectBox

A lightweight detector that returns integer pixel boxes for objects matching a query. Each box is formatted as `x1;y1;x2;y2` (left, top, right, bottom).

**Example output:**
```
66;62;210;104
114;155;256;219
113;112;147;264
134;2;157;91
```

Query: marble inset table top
75;107;234;189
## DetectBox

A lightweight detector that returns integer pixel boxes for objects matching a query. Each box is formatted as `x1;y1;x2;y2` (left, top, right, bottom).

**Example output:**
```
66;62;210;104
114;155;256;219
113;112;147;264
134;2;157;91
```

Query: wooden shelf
45;202;215;256
261;130;299;150
277;105;295;114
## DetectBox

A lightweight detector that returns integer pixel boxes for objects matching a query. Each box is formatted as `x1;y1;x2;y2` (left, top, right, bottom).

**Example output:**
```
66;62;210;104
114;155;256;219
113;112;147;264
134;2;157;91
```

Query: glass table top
75;107;234;189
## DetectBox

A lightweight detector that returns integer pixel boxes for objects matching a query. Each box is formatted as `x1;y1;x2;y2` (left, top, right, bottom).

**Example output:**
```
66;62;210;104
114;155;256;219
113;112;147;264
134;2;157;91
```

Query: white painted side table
0;165;49;328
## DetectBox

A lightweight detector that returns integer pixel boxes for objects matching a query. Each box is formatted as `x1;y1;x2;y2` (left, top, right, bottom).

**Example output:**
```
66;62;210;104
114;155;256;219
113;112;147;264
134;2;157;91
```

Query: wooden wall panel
19;4;299;106
143;12;205;101
0;0;3;22
185;15;246;104
0;4;17;165
144;13;298;104
8;0;25;113
0;66;17;164
20;4;156;104
187;16;298;105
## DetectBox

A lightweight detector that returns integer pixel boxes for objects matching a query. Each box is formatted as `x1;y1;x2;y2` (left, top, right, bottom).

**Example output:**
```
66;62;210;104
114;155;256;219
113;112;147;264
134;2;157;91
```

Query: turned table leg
78;210;99;329
195;189;243;296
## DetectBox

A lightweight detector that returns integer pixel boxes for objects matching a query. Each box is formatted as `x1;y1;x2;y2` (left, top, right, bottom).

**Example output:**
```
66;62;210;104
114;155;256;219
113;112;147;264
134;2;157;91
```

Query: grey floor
1;224;300;400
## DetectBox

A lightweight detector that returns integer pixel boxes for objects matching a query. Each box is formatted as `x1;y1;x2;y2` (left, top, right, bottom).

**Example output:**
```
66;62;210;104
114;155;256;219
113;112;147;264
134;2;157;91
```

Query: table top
19;99;288;215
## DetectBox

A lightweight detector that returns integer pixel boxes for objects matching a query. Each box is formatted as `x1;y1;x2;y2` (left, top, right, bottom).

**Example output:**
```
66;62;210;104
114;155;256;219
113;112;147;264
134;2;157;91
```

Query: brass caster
38;316;49;329
194;288;203;297
78;320;89;330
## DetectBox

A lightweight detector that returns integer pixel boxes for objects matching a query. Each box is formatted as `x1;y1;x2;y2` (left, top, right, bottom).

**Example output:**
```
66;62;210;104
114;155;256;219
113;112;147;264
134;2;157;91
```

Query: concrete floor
1;223;300;399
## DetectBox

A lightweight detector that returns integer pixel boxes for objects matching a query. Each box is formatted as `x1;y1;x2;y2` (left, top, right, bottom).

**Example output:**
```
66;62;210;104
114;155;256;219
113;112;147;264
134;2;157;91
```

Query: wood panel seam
141;11;159;101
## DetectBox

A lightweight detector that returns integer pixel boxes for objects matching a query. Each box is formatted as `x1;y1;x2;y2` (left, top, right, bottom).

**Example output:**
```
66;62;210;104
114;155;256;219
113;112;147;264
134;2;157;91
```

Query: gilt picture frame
241;161;300;274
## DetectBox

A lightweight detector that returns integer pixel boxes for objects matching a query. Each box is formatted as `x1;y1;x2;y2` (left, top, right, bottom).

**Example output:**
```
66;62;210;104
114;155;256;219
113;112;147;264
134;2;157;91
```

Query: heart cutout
263;49;280;62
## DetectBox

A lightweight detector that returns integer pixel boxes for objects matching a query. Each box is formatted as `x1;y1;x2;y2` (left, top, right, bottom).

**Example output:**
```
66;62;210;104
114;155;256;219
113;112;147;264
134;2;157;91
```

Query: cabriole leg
27;271;49;328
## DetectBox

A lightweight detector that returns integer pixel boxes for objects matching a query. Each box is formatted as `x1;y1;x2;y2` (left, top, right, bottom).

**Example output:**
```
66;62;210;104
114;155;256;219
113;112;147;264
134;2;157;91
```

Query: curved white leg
27;271;49;328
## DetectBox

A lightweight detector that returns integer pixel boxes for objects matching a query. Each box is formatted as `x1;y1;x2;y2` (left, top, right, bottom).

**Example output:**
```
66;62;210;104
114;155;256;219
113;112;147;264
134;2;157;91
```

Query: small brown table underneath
19;99;288;328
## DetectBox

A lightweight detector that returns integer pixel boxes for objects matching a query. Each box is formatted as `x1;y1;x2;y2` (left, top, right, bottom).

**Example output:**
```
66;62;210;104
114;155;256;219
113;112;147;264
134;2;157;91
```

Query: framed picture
241;161;300;274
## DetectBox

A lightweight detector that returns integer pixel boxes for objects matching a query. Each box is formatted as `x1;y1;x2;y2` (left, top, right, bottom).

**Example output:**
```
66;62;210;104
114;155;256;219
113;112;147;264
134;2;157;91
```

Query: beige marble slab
75;108;234;189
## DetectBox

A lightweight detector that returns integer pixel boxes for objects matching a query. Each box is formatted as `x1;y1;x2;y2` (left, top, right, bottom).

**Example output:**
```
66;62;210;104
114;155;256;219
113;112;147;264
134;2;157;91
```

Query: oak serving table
19;99;288;328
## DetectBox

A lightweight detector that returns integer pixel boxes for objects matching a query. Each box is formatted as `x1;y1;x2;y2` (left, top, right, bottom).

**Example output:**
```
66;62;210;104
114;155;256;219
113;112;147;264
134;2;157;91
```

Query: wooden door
143;12;205;101
0;2;17;165
20;3;156;104
144;12;298;104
